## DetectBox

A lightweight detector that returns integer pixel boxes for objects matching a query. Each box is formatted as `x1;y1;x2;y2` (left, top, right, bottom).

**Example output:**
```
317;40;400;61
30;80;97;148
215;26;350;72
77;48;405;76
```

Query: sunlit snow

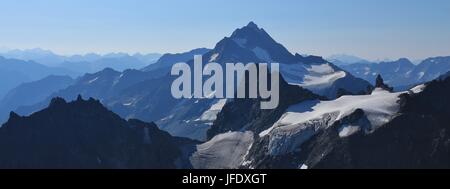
196;99;227;122
190;131;254;169
260;88;406;155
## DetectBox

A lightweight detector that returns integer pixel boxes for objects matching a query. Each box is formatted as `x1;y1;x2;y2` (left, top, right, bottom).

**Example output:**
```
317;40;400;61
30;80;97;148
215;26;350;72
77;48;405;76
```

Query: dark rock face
375;74;394;92
208;75;321;140
246;76;450;169
0;96;198;169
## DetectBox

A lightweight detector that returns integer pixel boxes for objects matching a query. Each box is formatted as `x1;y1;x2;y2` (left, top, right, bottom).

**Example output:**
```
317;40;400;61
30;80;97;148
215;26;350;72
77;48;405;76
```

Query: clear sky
1;0;450;60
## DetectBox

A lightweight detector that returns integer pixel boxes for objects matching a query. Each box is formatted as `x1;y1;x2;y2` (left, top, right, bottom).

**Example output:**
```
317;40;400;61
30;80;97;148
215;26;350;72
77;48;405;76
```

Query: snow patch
300;164;308;169
338;125;361;138
122;98;138;106
160;114;174;121
252;47;272;62
113;73;124;86
301;71;346;87
406;70;412;77
190;131;254;169
409;84;426;94
196;99;227;122
418;72;425;79
308;64;335;74
280;63;346;90
122;102;133;106
279;62;350;98
209;53;219;62
88;77;99;84
279;63;309;84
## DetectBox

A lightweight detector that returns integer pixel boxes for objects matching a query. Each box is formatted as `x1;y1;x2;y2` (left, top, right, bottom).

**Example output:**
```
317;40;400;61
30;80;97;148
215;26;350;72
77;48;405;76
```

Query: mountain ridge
341;56;450;91
0;96;198;169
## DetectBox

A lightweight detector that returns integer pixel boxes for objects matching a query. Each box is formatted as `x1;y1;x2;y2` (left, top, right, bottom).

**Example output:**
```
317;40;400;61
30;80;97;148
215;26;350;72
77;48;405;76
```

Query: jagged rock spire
375;74;393;92
8;111;21;122
49;97;67;106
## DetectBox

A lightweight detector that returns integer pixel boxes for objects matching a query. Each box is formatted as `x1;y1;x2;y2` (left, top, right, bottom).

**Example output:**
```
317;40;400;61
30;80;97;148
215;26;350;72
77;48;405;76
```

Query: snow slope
190;131;254;169
280;62;349;97
409;84;426;94
260;88;405;155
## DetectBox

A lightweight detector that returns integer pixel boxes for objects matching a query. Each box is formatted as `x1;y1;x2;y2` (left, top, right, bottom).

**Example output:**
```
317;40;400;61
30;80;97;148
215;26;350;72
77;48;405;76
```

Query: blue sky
1;0;449;60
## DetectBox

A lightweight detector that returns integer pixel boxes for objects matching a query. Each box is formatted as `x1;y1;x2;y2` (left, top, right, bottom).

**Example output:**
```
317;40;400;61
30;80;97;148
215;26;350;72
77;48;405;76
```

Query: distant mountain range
0;56;77;99
327;54;372;66
340;57;450;90
0;75;74;123
0;48;162;73
0;48;161;66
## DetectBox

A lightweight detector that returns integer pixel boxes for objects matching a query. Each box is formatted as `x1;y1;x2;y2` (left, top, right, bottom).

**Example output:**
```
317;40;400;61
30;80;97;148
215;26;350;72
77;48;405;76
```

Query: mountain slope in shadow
0;96;198;169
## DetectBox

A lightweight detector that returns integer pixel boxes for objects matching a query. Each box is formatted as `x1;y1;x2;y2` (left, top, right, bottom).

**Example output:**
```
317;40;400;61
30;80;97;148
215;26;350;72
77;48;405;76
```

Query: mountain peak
231;22;266;39
397;58;412;64
246;21;259;29
206;22;297;63
8;111;21;121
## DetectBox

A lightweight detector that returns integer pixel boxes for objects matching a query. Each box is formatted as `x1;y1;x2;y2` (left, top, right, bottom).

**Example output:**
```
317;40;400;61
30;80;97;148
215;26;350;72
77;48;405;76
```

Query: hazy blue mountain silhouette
0;56;77;99
327;54;371;66
0;48;162;73
0;48;64;66
0;75;74;124
341;56;450;90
